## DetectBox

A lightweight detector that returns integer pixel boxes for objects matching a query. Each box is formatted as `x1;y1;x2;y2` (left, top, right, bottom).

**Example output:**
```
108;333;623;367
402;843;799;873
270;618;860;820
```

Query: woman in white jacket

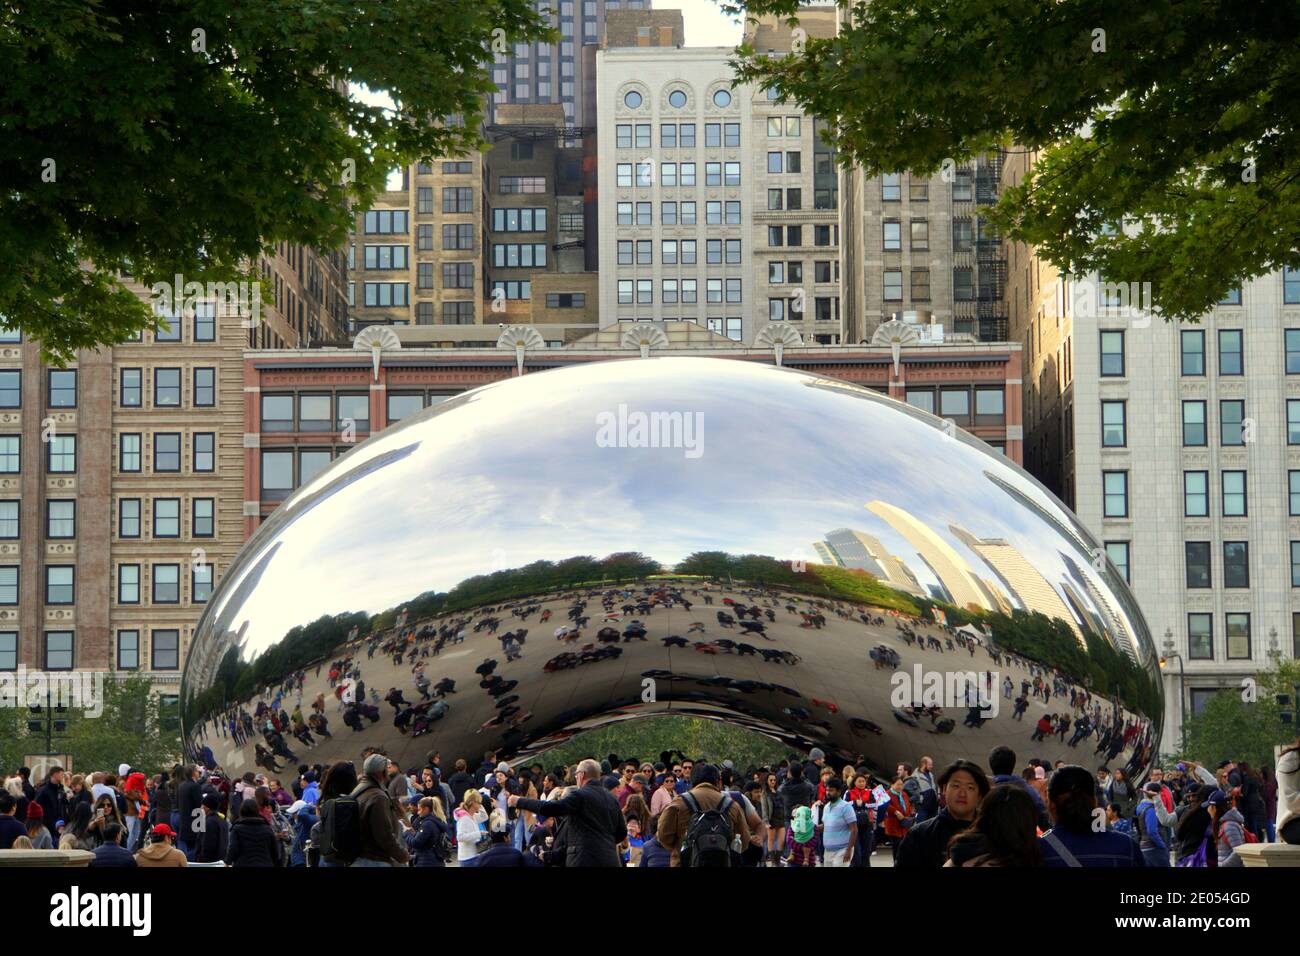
454;789;488;865
1278;738;1300;845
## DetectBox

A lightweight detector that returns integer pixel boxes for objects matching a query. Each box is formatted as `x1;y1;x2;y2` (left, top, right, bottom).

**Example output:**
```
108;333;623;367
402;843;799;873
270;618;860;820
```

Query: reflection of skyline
866;501;999;611
812;527;925;597
949;524;1083;643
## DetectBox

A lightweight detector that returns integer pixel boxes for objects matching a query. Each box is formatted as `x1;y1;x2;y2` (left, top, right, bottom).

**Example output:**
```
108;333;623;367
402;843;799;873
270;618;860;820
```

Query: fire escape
973;150;1009;342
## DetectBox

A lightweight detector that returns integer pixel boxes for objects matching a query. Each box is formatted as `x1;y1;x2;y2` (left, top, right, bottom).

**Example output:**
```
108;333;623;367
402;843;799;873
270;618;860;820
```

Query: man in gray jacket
354;754;410;867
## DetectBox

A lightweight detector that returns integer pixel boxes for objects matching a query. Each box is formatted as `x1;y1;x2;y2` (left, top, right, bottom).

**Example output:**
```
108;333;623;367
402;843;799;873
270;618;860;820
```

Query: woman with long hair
623;792;652;838
59;801;94;851
455;789;488;866
24;803;53;850
946;784;1042;867
86;793;123;848
763;772;785;863
405;795;451;867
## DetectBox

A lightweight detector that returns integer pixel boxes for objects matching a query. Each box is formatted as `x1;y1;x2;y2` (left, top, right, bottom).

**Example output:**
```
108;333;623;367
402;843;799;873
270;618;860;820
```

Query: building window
153;498;180;538
1183;471;1209;517
119;498;141;538
1187;613;1213;660
1223;541;1249;588
1221;470;1247;516
153;367;181;407
1181;400;1206;446
1292;472;1300;516
416;186;433;214
45;565;74;604
1101;400;1126;447
1102;471;1128;517
363;209;409;234
940;388;971;423
1104;541;1130;583
0;500;16;540
910;269;930;301
298;394;331;432
194;302;216;341
116;630;139;670
499;176;545;194
261;449;294;494
0;436;20;474
1219;400;1244;446
1217;329;1243;375
442;263;474;289
46;500;75;539
910;219;929;250
192;563;214;604
117;564;140;604
47;435;76;473
363;282;409;307
337;393;369;433
0;566;16;605
193;497;214;537
388;393;425;422
154;432;181;472
363;244;409;270
442;187;473;212
1185;541;1211;588
299;449;332;486
1287;330;1300;374
882;173;901;201
194;367;216;407
261;394;294;431
1099;330;1125;376
883;270;903;301
152;564;180;604
442;302;475;323
1226;612;1251;660
883;221;900;251
120;368;142;407
44;631;74;671
152;629;181;670
1285;266;1300;304
953;268;973;301
0;632;12;672
1293;542;1300;587
1180;329;1205;375
1288;399;1300;444
48;369;77;408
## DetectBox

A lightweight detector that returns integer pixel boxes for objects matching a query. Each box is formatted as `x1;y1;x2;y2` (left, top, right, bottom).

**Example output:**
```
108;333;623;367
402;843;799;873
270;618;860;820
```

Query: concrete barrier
0;849;94;867
1234;843;1300;868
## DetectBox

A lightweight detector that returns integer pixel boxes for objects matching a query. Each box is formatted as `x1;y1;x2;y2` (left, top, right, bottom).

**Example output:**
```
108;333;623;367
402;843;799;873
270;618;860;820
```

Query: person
777;762;815;831
455;788;488;865
447;758;476;807
86;793;124;847
352;753;409;867
655;762;749;867
176;764;204;861
1278;737;1300;845
24;803;53;850
785;804;818;866
196;792;230;863
34;766;68;841
135;823;188;867
637;830;673;867
288;798;319;867
1135;781;1171;867
59;802;94;851
988;745;1049;829
818;776;857;866
405;795;451;867
1039;765;1145;867
1104;767;1138;821
881;772;914;862
1106;803;1135;840
1216;790;1249;867
88;822;136;867
620;815;646;865
946;784;1043;866
0;792;26;849
650;772;677;821
911;756;938;823
314;760;358;867
510;758;626;867
226;800;283;867
475;809;542;866
895;760;989;868
1174;785;1215;866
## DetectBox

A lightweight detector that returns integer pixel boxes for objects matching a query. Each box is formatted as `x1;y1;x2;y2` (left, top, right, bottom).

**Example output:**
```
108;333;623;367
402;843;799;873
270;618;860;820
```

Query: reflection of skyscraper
949;524;1082;641
866;501;998;611
1062;553;1138;663
813;528;926;597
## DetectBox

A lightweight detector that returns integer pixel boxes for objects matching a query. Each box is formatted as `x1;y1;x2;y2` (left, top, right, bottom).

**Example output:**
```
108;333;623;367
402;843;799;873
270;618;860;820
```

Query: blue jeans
1142;846;1170;867
318;858;346;867
350;857;392;867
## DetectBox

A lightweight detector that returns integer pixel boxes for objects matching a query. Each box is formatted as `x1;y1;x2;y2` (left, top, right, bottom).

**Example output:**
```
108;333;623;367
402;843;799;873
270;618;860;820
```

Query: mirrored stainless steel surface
182;357;1161;783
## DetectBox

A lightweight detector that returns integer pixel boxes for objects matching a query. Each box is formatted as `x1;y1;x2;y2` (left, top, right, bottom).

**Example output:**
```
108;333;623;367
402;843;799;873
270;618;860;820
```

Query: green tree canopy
729;0;1300;322
0;0;552;361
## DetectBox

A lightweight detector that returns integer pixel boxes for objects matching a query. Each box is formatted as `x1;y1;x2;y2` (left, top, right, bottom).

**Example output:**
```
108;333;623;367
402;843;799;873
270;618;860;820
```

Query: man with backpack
1135;781;1171;867
655;762;750;867
318;753;409;867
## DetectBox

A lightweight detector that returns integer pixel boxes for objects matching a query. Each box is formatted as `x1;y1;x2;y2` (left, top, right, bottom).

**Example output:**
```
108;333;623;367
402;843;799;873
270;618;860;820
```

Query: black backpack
317;781;370;864
679;791;734;867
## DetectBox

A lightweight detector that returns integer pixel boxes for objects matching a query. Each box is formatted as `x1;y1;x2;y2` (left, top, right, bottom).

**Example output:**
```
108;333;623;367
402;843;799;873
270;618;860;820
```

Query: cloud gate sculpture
182;357;1161;786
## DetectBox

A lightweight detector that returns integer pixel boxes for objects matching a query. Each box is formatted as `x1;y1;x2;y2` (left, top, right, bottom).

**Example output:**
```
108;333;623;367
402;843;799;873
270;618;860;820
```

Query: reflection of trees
674;552;1158;716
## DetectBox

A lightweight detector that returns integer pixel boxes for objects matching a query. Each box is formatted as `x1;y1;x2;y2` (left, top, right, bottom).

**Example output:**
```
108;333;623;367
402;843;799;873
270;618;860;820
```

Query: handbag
1177;830;1210;868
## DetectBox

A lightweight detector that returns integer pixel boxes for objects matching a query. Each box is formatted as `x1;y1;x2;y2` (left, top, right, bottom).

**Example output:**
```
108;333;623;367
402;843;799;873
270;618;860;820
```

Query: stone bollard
0;848;95;867
1234;843;1300;868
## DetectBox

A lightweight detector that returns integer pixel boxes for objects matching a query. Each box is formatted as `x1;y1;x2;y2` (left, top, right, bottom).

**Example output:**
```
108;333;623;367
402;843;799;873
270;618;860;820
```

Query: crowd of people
4;734;1295;867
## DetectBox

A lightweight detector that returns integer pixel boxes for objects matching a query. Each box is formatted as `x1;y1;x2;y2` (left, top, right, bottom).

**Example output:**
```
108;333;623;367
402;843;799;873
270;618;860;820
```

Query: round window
712;89;732;108
624;90;643;109
668;89;687;108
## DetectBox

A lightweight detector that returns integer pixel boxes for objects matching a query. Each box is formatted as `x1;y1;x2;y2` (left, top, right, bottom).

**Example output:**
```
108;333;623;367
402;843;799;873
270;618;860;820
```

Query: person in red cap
25;802;53;850
135;822;188;867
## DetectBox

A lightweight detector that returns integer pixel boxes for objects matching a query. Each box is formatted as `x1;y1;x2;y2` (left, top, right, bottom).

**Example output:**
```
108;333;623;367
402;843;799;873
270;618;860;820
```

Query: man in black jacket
176;764;204;861
89;823;137;867
35;766;69;840
778;763;815;827
895;760;989;867
509;758;626;866
195;792;230;863
446;759;476;807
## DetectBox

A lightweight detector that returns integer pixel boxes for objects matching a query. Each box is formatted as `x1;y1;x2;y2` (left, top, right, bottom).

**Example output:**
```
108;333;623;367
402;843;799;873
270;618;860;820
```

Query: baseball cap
151;823;177;837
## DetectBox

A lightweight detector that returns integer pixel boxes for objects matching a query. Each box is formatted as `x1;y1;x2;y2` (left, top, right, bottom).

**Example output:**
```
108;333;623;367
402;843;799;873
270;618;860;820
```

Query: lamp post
1160;627;1185;753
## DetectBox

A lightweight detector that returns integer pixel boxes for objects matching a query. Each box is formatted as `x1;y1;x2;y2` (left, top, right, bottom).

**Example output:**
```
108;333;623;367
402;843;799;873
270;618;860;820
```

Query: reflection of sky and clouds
198;358;1150;676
